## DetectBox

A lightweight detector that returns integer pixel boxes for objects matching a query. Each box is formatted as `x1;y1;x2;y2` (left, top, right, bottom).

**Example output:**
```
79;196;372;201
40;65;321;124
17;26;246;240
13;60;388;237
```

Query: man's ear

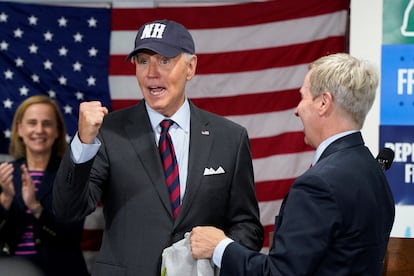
186;55;197;80
319;92;333;114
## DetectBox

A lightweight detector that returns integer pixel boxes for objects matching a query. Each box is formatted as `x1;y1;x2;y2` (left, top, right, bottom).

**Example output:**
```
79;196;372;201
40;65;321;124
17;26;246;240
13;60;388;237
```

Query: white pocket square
203;166;225;176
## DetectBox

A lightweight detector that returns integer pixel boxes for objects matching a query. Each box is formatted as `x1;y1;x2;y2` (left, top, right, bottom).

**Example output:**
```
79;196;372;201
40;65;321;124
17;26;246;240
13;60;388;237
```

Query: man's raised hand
78;101;108;144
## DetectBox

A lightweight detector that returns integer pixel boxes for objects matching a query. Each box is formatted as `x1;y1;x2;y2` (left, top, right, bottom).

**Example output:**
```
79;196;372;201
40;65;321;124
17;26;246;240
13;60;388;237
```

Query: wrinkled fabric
161;233;219;276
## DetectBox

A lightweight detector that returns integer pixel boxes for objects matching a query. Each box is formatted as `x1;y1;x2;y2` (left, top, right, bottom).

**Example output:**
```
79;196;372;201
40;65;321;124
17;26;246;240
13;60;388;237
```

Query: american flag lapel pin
201;130;209;135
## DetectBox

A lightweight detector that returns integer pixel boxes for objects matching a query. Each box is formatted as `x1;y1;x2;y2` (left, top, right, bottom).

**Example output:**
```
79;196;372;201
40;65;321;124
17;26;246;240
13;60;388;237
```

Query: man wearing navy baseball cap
126;19;195;59
53;19;263;275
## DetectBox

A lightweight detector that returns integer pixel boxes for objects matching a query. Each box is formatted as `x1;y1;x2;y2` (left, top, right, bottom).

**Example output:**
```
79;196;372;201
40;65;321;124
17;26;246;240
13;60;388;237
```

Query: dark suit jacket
220;132;395;276
0;157;88;276
53;101;264;276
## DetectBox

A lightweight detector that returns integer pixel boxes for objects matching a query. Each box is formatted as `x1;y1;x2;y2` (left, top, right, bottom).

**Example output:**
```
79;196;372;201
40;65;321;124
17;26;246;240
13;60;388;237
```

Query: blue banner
380;45;414;125
380;125;414;205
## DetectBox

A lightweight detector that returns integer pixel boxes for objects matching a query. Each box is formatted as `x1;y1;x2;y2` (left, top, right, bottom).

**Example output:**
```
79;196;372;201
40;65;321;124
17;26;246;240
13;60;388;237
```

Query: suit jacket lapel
123;102;172;216
176;103;213;222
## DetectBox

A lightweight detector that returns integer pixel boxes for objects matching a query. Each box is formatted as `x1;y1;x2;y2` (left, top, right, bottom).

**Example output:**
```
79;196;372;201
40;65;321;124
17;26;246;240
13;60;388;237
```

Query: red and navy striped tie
159;119;181;218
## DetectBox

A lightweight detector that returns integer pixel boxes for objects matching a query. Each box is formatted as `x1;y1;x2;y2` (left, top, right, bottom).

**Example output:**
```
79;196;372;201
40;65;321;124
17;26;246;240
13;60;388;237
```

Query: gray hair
183;52;195;63
309;53;379;128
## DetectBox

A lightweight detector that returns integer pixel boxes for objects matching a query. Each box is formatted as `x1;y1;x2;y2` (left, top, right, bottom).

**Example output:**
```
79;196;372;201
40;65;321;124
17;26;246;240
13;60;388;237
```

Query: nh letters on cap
140;23;166;39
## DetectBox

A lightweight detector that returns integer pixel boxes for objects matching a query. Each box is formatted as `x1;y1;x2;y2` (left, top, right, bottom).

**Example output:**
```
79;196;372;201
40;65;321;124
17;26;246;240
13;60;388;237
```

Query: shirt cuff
71;132;101;164
212;237;234;268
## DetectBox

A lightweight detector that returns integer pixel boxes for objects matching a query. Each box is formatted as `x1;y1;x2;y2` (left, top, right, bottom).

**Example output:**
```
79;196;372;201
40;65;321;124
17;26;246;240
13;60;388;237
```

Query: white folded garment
161;232;219;276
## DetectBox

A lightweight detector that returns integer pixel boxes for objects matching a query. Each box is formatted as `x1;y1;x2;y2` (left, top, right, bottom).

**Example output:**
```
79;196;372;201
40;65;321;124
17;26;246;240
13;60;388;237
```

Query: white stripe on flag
110;11;348;55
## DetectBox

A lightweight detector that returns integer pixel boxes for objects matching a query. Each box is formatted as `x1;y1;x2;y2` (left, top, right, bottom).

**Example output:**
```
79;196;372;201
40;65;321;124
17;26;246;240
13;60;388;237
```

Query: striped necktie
159;119;181;218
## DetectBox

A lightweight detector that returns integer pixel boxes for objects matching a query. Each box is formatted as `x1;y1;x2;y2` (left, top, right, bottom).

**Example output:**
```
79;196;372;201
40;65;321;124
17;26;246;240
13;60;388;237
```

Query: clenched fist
0;162;15;209
78;101;109;144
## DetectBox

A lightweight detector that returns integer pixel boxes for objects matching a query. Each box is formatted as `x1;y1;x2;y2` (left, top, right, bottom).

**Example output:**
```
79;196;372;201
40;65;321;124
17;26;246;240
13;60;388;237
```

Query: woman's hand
0;162;15;209
21;164;43;218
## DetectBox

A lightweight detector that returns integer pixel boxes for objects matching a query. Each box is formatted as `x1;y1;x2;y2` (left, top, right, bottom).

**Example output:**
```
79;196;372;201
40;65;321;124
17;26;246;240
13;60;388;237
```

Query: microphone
376;148;395;172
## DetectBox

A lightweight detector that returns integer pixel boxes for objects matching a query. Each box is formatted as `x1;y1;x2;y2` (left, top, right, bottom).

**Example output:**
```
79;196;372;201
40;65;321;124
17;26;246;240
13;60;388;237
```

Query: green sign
383;0;414;44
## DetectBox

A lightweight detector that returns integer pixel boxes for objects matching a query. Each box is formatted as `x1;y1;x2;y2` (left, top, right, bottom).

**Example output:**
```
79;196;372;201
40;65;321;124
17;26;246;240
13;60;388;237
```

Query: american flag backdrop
0;1;112;152
0;0;350;272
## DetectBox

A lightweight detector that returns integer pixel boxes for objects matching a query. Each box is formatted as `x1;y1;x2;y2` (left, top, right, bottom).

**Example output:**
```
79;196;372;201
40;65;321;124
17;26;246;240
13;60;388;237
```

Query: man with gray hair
190;53;395;275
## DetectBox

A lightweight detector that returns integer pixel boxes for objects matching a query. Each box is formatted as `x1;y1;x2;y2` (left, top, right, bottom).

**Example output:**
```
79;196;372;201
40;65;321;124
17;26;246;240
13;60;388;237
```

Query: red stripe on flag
256;178;294;202
251;132;313;158
196;37;347;75
191;89;301;116
111;100;140;111
111;0;349;30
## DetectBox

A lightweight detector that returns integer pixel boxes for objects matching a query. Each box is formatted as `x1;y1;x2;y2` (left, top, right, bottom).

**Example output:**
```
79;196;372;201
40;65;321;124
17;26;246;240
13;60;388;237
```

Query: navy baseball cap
126;19;195;60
